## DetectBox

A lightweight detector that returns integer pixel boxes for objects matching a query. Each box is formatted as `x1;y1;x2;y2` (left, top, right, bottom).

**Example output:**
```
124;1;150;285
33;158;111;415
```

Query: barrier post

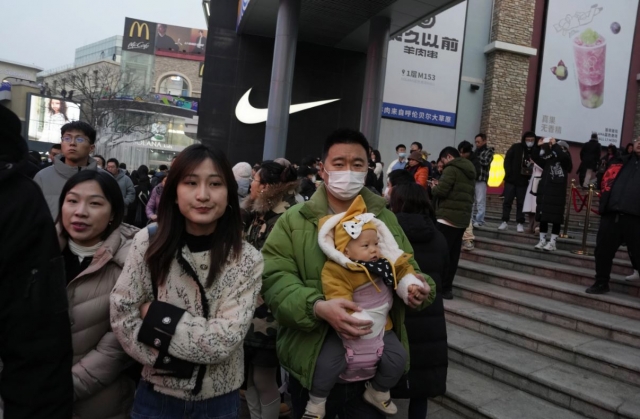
560;179;575;239
572;184;594;255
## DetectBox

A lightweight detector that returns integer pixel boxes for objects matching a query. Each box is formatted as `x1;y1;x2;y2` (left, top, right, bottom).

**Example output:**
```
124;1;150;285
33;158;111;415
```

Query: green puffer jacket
432;157;476;228
261;185;437;390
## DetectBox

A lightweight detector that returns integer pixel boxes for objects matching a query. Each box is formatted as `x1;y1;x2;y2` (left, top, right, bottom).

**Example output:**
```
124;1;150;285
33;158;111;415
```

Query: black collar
183;232;215;253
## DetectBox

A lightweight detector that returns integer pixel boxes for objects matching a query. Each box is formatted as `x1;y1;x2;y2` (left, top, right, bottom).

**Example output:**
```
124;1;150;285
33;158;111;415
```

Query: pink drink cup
573;35;606;109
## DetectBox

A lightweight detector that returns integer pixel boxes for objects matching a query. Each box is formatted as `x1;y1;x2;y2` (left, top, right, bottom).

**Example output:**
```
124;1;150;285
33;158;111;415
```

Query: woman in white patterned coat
110;144;264;419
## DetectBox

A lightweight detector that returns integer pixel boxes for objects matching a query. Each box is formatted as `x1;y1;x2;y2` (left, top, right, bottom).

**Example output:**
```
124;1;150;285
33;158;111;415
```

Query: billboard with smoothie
535;1;638;146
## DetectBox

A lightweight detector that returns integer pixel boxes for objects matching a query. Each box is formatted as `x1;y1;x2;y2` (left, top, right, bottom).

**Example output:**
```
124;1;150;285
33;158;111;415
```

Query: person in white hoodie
33;121;100;219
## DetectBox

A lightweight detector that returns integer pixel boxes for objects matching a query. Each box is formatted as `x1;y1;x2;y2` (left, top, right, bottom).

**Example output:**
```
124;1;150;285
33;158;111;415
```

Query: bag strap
147;224;159;299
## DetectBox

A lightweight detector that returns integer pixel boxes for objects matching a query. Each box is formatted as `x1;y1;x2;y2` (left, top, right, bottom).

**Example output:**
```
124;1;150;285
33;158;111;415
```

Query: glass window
158;75;189;97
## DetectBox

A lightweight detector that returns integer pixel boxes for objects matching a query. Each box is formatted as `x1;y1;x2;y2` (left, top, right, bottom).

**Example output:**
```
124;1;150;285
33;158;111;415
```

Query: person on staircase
242;160;300;419
471;134;494;228
596;145;619;190
578;133;601;188
431;147;476;300
522;142;543;235
530;138;573;252
499;131;535;233
586;138;640;294
457;141;479;251
388;182;449;419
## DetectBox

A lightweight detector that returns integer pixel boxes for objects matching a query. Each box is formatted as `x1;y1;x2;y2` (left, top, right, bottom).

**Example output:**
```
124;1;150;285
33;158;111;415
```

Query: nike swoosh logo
235;88;340;124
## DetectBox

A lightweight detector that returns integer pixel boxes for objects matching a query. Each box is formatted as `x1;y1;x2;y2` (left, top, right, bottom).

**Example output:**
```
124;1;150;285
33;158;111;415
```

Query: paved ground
239;396;460;418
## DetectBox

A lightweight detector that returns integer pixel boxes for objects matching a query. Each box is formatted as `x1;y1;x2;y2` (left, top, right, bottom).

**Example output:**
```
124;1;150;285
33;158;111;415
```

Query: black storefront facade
198;0;367;165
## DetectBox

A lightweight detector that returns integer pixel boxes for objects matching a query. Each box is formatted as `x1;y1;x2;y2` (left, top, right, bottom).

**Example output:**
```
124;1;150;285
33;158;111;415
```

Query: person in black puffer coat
0;104;73;419
500;131;535;231
531;138;573;251
388;182;448;419
578;133;601;187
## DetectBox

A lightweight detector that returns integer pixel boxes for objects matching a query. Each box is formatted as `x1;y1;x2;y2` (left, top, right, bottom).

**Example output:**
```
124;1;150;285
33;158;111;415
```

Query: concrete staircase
430;193;640;418
482;191;602;236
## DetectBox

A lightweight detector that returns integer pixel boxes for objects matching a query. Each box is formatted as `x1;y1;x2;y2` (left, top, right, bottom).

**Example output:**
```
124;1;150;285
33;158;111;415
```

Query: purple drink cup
573;32;606;109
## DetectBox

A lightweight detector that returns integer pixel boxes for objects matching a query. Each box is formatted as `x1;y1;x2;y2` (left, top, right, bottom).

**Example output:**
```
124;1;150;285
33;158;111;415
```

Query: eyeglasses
62;135;89;144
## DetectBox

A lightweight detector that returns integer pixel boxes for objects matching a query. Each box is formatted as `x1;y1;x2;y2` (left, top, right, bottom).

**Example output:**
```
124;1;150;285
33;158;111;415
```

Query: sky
0;0;207;70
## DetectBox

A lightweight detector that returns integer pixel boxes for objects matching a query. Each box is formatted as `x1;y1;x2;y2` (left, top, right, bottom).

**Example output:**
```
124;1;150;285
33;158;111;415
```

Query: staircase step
483;214;600;235
447;324;640;419
456;260;640;319
445;295;640;385
435;363;587;419
473;226;630;261
472;225;603;254
460;249;639;296
471;235;633;276
483;199;601;215
425;403;467;419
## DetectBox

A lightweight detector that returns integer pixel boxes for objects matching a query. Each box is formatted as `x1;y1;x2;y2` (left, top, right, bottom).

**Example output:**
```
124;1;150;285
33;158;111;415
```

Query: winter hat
557;140;570;150
408;151;423;162
232;162;252;180
334;195;377;253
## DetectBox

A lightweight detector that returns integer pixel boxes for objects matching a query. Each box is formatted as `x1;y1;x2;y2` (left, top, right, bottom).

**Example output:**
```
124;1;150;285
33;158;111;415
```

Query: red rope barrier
571;187;599;215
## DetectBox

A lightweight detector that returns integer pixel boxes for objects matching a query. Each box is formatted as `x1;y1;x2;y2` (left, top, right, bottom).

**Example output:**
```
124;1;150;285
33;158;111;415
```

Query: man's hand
408;275;430;308
314;299;373;340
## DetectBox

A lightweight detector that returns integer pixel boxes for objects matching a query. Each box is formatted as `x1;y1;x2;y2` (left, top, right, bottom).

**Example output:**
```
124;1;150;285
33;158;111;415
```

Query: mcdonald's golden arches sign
122;17;157;55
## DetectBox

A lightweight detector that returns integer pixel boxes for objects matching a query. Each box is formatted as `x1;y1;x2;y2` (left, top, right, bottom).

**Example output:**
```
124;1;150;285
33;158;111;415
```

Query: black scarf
354;257;394;287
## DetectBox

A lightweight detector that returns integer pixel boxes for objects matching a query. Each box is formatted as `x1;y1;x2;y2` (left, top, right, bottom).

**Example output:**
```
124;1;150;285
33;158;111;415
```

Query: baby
304;196;428;418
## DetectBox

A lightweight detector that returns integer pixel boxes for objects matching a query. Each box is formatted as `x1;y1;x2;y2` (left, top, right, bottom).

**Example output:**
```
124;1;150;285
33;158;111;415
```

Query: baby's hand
408;284;427;299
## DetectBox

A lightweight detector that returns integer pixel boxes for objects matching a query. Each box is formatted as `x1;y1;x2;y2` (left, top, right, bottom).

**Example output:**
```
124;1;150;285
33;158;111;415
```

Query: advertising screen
381;1;467;128
26;94;81;143
122;17;207;57
535;1;639;145
155;23;207;55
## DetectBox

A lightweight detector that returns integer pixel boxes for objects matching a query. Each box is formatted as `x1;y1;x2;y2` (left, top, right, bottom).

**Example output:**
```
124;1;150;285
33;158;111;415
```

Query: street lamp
202;0;210;26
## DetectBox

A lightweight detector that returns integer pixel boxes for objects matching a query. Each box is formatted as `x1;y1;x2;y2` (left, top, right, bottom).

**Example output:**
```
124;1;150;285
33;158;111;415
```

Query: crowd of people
1;99;639;419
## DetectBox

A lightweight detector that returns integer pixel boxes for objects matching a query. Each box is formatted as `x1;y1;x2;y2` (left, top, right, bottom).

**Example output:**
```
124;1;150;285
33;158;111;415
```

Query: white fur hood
318;211;405;269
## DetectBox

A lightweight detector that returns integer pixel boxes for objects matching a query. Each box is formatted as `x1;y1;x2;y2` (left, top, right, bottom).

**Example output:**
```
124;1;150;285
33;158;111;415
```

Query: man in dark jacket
150;164;169;188
431;147;476;299
579;133;602;187
586;139;640;294
0;105;73;419
471;134;494;227
500;131;535;232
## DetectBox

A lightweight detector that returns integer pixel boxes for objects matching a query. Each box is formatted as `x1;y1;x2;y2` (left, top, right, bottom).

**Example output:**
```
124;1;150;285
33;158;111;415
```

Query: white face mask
526;141;534;148
539;149;546;156
324;169;367;201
